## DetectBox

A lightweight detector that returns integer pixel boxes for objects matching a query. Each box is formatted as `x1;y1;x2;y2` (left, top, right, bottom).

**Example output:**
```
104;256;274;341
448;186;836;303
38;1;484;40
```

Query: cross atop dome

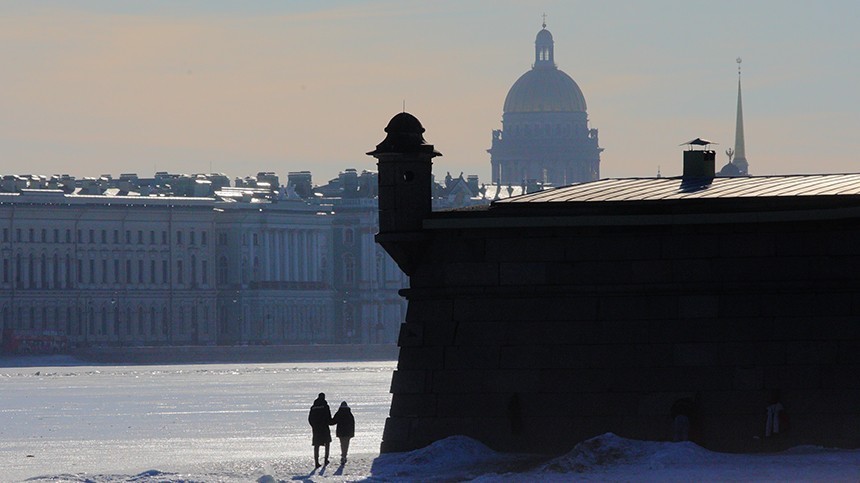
542;12;547;29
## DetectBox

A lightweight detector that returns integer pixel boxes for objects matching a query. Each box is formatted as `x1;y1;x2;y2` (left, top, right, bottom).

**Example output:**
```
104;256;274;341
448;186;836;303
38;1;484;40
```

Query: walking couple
308;392;355;467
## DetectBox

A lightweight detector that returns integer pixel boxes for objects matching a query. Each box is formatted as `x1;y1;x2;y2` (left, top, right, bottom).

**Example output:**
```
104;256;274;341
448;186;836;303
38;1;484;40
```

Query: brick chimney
683;150;716;179
681;138;716;180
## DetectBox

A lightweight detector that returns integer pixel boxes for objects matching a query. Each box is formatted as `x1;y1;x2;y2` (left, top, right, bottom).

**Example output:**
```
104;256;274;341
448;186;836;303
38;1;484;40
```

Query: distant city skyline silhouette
1;1;858;184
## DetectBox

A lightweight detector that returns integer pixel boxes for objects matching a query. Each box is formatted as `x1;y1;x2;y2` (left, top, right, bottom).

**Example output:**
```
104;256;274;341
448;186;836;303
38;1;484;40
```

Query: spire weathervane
542;13;547;29
737;57;742;76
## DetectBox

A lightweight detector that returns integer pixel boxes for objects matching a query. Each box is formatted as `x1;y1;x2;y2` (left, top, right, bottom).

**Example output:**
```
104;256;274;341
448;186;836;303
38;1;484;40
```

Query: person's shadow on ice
289;465;322;482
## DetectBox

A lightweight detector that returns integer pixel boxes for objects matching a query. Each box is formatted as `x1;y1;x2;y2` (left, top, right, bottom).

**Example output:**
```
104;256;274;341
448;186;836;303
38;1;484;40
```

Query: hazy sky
1;1;858;184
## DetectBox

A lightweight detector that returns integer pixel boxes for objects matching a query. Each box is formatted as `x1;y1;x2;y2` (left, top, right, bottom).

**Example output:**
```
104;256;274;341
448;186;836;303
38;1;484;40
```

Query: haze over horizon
1;1;858;185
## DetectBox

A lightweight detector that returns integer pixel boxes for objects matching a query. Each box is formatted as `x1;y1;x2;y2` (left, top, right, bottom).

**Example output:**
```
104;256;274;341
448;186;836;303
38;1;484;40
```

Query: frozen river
3;357;860;482
0;359;395;481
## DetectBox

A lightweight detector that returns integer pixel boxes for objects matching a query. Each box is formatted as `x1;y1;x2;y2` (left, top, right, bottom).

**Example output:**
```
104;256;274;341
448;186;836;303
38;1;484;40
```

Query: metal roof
494;174;860;205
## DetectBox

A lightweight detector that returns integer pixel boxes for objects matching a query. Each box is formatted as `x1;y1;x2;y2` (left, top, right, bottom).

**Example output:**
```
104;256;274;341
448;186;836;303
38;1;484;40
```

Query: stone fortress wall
373;112;860;454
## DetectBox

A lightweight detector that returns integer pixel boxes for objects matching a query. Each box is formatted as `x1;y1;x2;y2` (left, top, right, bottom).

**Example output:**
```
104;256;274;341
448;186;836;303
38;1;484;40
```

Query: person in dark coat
308;393;332;467
331;401;355;463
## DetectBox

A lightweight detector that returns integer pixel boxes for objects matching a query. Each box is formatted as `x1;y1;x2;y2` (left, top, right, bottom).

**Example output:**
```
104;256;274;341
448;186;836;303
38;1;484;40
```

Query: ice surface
3;358;860;482
0;359;395;482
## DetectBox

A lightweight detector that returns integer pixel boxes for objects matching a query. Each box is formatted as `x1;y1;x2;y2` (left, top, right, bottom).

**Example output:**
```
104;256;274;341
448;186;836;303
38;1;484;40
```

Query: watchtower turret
368;112;441;274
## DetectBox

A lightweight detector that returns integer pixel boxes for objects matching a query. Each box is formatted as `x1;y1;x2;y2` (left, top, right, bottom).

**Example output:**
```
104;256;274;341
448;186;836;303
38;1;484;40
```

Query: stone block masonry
381;220;860;453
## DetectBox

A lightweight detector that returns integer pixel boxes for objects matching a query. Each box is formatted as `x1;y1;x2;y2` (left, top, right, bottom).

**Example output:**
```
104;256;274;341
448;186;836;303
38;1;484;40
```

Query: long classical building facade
0;170;409;352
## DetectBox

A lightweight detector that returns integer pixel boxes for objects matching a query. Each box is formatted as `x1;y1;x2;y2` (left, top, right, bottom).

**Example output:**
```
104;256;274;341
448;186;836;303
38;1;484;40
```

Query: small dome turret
535;27;554;67
502;23;587;113
367;112;440;156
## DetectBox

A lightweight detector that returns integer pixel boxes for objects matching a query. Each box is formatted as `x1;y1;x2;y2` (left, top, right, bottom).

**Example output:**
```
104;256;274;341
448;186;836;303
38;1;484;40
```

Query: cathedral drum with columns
489;22;602;187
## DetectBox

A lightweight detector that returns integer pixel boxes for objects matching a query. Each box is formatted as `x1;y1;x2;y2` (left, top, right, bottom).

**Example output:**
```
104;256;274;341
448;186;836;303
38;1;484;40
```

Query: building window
138;259;144;284
65;254;72;287
101;259;108;284
53;229;59;243
201;232;208;246
114;260;120;284
177;260;183;284
114;230;119;244
162;307;169;336
253;233;259;246
201;259;208;286
149;231;155;245
66;229;71;243
125;230;131;244
88;229;94;244
137;230;143;245
343;255;355;284
29;228;35;242
217;257;228;285
343;229;354;246
150;260;156;284
15;253;22;287
16;228;21;242
176;231;183;245
2;228;7;242
150;307;157;336
178;307;186;337
162;260;168;284
190;231;196;246
126;260;132;284
162;231;168;245
190;255;197;286
101;230;106;244
53;254;60;287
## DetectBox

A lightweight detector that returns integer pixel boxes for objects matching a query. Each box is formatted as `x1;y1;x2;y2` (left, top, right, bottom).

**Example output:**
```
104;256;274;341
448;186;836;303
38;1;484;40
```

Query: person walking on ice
331;401;355;464
308;393;332;467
